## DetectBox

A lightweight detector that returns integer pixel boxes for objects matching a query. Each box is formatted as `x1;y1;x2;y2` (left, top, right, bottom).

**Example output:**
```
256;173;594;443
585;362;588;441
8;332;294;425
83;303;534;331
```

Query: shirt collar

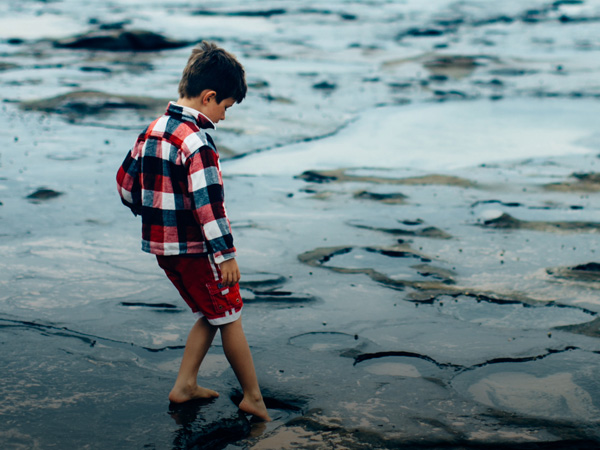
167;101;216;130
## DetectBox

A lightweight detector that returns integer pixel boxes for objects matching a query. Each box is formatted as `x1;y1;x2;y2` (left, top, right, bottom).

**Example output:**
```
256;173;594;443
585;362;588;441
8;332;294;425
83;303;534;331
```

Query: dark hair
178;41;247;103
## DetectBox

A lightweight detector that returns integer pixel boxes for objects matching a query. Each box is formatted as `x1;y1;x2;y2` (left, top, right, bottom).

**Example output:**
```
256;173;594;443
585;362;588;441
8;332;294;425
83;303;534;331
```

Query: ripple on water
429;295;596;330
289;331;362;352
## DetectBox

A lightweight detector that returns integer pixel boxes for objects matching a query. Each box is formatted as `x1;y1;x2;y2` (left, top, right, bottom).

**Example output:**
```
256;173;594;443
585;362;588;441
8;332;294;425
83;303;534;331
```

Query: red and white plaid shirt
116;102;236;264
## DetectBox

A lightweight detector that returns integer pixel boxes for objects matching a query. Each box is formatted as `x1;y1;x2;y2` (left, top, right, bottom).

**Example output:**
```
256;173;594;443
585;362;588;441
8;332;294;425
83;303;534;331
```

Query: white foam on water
226;99;600;176
134;11;278;41
0;15;87;40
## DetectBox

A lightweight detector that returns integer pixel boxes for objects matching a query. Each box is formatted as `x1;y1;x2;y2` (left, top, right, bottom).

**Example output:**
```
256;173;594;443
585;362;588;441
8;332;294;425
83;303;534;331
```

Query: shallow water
1;0;600;449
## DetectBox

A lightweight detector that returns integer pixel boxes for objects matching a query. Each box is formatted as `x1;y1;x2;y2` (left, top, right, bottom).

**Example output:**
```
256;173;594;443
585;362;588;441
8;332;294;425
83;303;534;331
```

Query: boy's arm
186;145;236;265
116;148;142;216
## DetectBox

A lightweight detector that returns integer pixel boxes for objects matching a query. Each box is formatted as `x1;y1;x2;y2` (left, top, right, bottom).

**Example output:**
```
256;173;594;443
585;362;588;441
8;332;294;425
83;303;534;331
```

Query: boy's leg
169;317;220;403
220;318;271;421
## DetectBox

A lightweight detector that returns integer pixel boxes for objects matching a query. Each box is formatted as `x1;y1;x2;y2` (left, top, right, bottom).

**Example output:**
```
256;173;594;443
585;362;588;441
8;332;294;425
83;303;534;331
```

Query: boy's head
178;41;247;104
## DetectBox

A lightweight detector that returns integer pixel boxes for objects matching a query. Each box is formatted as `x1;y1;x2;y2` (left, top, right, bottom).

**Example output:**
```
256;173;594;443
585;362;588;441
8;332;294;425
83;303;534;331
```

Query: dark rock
0;62;18;71
7;38;24;45
481;213;600;233
472;16;515;26
98;21;130;31
354;191;408;204
429;74;449;82
388;82;413;91
401;219;424;226
54;30;189;52
544;172;600;192
248;80;270;89
521;9;547;23
482;213;522;228
79;66;112;73
400;28;445;39
434;16;465;27
573;173;600;183
296;8;356;21
433;90;469;100
473;78;504;87
572;262;600;273
312;81;337;90
296;171;338;183
547;262;600;286
260;93;294;104
194;9;286;18
20;90;167;117
350;221;452;239
26;188;63;201
471;199;521;208
553;0;584;7
488;68;539;76
558;14;594;23
366;247;424;259
423;56;483;79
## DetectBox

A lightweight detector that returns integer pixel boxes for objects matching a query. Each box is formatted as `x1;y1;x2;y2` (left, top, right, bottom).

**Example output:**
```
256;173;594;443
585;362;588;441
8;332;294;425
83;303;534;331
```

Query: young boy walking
116;41;270;421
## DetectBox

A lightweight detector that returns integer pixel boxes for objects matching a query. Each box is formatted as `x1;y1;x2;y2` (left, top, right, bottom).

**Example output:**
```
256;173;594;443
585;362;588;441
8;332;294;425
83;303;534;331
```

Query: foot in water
239;395;271;422
169;384;219;404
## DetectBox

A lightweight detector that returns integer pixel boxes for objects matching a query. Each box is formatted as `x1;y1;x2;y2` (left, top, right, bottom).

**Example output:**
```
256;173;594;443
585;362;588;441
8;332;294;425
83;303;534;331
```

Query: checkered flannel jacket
116;102;236;264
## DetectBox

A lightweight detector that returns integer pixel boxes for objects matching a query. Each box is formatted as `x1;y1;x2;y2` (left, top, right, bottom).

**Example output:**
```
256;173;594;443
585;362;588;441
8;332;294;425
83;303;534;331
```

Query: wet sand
1;0;600;449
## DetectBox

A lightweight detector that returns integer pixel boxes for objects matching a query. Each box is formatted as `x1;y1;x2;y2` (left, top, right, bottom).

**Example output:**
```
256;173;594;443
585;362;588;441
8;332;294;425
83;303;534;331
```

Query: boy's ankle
173;379;196;391
244;391;264;403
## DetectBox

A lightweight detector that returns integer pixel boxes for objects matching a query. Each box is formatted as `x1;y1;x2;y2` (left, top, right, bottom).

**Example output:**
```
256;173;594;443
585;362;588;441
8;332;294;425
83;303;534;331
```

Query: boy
116;41;270;422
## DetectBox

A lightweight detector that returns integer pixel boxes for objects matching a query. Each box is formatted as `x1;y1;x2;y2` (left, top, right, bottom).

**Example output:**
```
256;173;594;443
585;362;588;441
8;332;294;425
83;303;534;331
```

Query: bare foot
168;384;219;404
239;396;271;422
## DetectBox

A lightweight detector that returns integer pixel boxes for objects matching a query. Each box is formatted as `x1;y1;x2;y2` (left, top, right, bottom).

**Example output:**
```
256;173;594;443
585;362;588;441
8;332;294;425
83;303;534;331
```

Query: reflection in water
169;399;250;450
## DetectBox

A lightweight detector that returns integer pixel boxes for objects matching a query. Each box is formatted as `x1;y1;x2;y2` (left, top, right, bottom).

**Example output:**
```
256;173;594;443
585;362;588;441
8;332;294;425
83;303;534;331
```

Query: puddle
289;332;362;352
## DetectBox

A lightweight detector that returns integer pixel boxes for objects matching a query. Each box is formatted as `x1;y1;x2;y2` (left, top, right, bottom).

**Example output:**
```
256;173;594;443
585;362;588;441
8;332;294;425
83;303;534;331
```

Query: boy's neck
177;97;202;111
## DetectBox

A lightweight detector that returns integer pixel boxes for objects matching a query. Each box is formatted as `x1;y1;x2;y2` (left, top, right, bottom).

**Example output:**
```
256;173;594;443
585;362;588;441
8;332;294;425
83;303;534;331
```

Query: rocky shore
1;1;599;449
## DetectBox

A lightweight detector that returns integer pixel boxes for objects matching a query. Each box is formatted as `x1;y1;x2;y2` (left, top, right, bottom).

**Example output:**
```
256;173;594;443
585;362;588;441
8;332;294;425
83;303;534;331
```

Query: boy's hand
219;258;240;286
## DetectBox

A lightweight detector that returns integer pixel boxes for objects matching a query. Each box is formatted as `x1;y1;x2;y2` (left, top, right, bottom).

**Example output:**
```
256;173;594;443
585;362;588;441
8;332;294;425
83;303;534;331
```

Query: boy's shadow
169;397;251;450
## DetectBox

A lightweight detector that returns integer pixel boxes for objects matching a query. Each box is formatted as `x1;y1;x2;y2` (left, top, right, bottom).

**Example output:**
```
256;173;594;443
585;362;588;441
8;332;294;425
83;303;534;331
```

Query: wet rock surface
479;212;600;233
25;187;64;202
1;0;600;449
544;172;600;192
54;29;191;52
20;90;168;121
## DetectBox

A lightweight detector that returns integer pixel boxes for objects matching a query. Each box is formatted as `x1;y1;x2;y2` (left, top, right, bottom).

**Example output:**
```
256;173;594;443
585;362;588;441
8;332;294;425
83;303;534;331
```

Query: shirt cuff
213;250;237;265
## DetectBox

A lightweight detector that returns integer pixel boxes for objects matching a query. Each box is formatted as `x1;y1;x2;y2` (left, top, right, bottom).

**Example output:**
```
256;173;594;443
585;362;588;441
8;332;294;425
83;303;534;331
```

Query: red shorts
156;254;243;326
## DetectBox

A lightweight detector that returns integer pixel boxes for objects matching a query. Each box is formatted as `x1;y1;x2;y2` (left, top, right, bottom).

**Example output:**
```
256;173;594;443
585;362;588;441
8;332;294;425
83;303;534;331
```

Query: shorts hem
194;308;242;326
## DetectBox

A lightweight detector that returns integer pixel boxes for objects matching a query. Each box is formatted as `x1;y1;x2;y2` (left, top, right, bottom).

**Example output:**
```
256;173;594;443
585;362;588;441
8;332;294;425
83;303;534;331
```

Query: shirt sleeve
116;146;142;216
186;145;236;264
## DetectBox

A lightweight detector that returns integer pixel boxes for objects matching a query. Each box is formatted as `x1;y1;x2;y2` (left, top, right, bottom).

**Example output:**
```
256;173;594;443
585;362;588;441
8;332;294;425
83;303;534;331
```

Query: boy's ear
201;90;218;105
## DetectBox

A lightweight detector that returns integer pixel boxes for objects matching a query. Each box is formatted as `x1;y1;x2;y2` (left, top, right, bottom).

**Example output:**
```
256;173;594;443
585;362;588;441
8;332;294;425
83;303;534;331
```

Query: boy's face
203;96;236;124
